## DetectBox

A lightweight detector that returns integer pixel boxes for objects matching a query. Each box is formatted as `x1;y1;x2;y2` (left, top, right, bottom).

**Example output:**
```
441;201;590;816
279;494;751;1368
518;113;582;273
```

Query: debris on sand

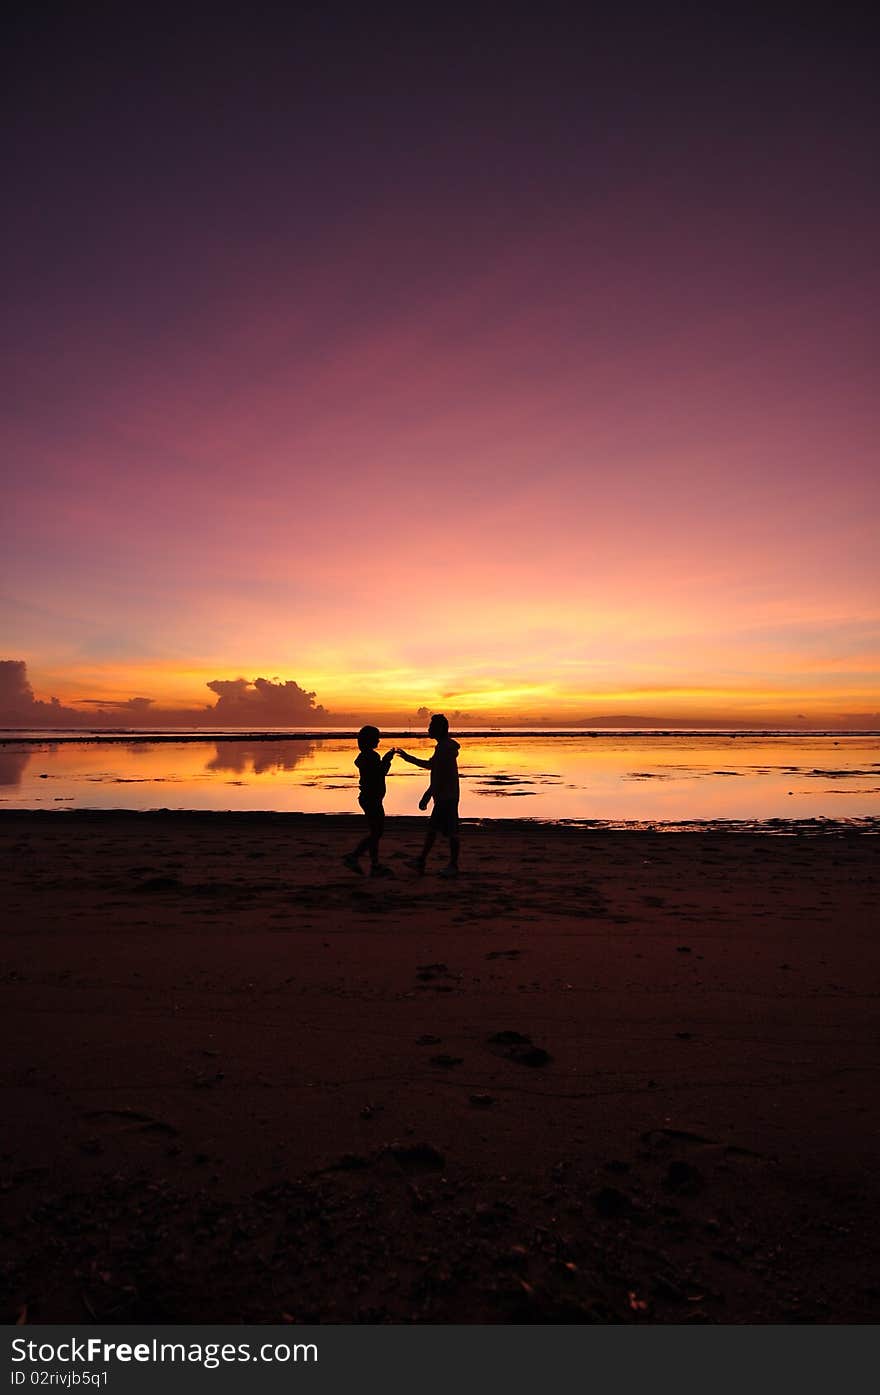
488;1031;553;1067
384;1142;446;1173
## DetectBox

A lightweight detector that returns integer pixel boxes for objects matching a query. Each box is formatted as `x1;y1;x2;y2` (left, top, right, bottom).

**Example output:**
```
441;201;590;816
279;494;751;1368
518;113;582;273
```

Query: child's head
428;713;449;739
357;724;381;751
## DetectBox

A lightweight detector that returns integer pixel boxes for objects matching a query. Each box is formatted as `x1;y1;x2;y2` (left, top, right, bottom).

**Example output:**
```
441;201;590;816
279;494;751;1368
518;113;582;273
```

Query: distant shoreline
2;728;878;744
2;808;877;836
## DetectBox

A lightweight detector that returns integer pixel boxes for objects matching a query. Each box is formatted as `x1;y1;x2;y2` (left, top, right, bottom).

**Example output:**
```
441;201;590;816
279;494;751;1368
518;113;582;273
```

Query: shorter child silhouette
343;725;395;877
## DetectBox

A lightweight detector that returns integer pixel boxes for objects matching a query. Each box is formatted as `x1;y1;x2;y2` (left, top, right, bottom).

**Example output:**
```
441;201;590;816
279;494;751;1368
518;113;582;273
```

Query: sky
3;5;879;727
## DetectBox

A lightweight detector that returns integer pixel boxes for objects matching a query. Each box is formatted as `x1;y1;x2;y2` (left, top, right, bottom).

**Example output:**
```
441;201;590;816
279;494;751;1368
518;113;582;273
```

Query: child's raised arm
397;748;433;770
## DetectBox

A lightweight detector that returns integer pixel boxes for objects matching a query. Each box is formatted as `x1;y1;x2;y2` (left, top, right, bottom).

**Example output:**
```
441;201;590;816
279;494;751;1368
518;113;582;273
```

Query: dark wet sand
1;811;878;1324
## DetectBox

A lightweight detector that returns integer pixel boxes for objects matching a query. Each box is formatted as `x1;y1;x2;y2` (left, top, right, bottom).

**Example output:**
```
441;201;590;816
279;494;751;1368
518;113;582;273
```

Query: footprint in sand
82;1108;178;1137
487;1030;552;1068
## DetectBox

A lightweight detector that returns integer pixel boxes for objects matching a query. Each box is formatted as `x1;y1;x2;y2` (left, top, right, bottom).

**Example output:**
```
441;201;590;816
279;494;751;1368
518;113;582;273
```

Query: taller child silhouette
397;712;460;877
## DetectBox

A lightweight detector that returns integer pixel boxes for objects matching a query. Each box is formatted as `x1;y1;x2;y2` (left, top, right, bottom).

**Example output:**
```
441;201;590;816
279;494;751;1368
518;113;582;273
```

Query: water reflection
0;734;878;824
0;745;33;787
205;741;316;776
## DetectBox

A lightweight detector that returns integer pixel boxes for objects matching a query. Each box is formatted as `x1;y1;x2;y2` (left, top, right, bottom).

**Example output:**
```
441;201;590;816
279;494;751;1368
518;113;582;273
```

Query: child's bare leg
343;836;367;874
448;835;460;868
345;812;377;873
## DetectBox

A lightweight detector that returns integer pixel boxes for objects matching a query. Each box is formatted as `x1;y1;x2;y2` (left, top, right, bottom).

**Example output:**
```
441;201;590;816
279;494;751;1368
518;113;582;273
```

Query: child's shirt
429;737;460;802
355;748;393;802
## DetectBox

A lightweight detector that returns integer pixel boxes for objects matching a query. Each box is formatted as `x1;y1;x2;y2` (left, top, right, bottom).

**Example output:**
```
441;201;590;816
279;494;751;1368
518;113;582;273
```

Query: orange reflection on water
1;734;878;824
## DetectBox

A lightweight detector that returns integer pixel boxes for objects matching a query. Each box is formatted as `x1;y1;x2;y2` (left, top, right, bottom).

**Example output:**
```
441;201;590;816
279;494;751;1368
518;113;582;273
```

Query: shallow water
1;732;878;827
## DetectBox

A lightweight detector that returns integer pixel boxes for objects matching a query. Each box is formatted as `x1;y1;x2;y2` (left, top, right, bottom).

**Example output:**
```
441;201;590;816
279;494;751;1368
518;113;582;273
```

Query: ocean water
1;731;878;828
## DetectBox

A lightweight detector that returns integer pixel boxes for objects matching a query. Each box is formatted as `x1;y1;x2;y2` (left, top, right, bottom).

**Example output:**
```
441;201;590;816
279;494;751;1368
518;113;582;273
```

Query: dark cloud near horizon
76;696;156;713
0;660;86;726
0;661;328;728
205;677;327;725
416;705;472;725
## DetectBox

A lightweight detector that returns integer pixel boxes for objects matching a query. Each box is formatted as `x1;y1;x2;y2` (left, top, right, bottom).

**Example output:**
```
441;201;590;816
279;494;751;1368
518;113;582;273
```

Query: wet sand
1;810;878;1324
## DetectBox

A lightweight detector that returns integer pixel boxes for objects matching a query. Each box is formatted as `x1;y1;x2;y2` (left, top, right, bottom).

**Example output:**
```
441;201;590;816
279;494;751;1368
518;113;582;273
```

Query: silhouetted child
343;726;395;877
397;713;460;877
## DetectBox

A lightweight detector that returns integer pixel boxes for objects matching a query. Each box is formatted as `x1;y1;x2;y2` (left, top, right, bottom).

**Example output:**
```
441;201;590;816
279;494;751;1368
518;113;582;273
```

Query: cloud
416;704;472;724
0;659;37;720
0;659;87;726
76;696;156;714
204;677;327;725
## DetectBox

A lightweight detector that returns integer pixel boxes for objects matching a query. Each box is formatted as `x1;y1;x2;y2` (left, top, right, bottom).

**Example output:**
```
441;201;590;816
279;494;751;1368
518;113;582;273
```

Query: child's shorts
430;799;459;837
358;797;385;836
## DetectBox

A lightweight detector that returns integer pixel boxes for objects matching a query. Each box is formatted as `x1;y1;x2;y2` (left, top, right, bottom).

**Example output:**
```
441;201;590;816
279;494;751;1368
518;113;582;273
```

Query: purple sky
4;6;878;725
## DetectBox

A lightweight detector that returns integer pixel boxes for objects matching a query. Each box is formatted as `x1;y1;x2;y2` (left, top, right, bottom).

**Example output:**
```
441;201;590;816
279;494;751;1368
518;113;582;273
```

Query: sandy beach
2;810;878;1324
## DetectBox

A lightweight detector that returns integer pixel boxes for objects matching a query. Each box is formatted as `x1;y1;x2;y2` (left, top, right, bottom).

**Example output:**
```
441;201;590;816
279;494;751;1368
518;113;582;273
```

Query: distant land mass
571;715;879;730
577;715;806;729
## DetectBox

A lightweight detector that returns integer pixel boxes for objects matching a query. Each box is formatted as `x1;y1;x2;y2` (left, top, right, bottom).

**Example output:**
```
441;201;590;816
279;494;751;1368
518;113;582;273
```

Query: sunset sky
4;7;878;726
